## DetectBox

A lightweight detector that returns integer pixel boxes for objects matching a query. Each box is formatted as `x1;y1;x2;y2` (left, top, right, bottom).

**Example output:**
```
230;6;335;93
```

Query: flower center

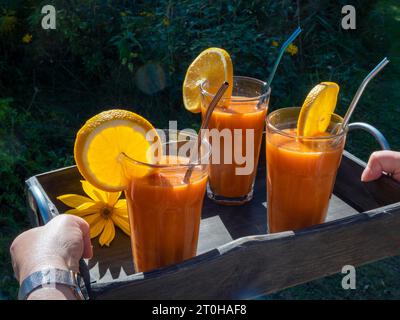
101;207;113;219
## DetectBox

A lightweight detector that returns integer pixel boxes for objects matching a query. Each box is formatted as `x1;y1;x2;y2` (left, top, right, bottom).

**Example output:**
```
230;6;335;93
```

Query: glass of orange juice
121;130;210;272
200;76;271;205
266;107;347;233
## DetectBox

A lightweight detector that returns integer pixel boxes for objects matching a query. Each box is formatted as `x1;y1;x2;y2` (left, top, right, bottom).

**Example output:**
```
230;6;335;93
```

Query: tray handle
27;184;57;225
348;122;390;150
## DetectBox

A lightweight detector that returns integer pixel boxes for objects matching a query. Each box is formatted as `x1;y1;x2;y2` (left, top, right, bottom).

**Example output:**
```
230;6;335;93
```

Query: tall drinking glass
200;76;271;205
121;130;210;272
266;107;347;233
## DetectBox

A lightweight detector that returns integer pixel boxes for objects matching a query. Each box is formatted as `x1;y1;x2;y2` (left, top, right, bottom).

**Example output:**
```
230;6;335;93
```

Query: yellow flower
0;15;17;34
22;33;32;44
57;180;130;247
271;40;279;47
286;43;298;56
162;17;170;27
139;11;154;17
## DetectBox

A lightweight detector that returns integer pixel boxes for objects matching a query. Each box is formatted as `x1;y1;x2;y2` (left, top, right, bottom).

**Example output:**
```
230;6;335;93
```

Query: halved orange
74;109;159;192
297;82;340;137
183;48;233;113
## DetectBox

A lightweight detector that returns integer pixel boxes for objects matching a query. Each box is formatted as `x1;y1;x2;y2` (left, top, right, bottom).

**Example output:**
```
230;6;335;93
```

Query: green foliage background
1;0;399;299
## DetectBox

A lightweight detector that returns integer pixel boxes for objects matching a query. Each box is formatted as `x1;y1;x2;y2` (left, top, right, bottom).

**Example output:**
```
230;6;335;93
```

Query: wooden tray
25;148;400;299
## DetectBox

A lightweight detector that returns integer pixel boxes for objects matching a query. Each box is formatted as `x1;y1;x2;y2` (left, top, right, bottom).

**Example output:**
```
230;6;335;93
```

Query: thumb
74;216;93;259
361;164;382;182
361;151;400;182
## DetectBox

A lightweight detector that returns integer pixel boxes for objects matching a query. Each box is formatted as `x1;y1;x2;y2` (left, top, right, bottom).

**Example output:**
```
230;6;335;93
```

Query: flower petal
64;208;95;217
114;199;127;210
64;202;102;217
57;194;94;208
83;213;100;225
114;208;129;219
112;214;131;236
114;207;128;221
106;191;122;207
99;219;115;246
88;216;106;239
81;180;107;203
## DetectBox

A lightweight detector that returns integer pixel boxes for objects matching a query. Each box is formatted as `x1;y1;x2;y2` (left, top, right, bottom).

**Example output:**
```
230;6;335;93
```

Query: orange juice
200;76;270;204
125;155;208;272
72;110;210;273
266;127;345;233
203;97;267;200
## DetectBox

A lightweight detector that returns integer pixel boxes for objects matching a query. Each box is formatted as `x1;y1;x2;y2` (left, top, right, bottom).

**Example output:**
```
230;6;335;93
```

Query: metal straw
335;57;389;134
183;81;229;184
265;26;302;91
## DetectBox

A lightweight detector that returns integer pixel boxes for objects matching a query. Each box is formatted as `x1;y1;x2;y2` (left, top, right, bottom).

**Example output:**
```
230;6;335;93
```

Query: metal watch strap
18;268;85;300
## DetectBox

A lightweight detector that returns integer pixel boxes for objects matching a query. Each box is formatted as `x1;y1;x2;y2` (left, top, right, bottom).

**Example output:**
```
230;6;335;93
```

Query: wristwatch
18;268;86;300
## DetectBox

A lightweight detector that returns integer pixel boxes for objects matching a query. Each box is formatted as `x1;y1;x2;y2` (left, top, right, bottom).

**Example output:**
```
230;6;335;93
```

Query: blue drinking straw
266;26;302;90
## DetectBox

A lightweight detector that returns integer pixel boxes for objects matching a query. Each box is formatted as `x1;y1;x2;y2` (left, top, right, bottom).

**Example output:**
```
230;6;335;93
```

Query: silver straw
183;81;229;183
335;57;389;133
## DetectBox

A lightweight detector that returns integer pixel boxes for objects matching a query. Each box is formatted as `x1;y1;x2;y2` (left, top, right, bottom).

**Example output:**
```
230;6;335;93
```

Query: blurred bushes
1;0;377;111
